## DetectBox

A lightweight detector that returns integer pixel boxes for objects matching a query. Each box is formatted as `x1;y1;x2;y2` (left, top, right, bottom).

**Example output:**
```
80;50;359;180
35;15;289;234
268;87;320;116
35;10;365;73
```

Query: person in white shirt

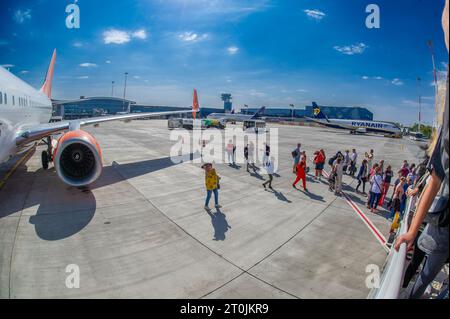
226;140;235;165
368;167;383;213
262;157;275;189
349;148;358;176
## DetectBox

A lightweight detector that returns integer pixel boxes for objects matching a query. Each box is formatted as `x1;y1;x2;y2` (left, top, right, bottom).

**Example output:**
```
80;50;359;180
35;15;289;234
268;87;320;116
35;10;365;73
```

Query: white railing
368;195;416;299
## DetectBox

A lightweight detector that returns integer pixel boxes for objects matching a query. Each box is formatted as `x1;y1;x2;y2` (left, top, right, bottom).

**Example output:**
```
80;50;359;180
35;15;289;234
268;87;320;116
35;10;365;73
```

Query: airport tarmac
0;120;423;299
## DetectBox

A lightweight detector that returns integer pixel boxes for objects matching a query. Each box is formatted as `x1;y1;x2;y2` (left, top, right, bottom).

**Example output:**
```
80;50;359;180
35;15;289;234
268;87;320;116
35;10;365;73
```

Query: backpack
292;149;299;158
328;156;336;166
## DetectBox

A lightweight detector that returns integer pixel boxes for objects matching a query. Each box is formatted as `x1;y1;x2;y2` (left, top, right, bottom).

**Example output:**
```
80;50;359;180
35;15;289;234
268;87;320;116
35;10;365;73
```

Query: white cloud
73;42;83;48
13;9;31;24
79;63;98;68
132;29;147;40
103;29;148;44
334;43;368;55
20;70;29;74
178;32;208;42
133;75;141;79
391;78;404;86
105;60;112;64
303;9;326;20
77;76;89;79
227;46;239;55
297;89;308;93
103;29;131;44
362;75;383;81
1;64;14;69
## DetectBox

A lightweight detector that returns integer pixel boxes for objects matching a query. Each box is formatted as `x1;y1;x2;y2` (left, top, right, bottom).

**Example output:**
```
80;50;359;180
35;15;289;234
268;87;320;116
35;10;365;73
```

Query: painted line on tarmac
0;146;35;190
319;167;389;251
341;192;389;251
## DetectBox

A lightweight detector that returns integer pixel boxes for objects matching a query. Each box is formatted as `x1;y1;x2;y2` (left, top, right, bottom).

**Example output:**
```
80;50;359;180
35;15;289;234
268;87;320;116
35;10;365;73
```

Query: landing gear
41;136;53;170
41;151;49;170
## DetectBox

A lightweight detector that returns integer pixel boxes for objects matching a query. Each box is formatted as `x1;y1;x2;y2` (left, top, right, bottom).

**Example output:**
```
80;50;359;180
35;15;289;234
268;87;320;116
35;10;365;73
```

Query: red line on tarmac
313;162;387;249
341;192;388;248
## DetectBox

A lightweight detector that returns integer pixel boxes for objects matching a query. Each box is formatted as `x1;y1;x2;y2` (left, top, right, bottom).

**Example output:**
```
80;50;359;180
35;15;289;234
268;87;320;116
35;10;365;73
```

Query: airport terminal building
53;97;137;119
53;97;373;121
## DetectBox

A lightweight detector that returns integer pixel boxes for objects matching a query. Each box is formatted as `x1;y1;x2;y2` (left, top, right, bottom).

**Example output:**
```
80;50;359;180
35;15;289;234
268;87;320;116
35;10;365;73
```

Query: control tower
221;93;233;113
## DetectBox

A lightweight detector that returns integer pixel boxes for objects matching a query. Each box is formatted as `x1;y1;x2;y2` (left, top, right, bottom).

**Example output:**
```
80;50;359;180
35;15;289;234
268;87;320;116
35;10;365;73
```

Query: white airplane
207;106;266;122
306;102;402;138
0;49;199;187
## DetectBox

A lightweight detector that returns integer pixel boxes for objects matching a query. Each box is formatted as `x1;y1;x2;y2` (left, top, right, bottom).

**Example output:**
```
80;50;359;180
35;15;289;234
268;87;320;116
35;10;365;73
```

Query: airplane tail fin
192;89;199;119
40;49;57;99
312;102;329;122
250;106;266;119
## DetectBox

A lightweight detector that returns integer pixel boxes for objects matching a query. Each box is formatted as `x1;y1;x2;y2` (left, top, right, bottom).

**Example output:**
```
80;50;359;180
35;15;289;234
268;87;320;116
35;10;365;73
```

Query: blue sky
0;0;448;125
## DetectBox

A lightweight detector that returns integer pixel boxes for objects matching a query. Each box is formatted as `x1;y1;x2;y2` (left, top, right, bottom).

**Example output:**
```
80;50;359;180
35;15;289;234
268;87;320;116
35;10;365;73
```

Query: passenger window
12;95;15;105
4;93;7;104
0;91;2;104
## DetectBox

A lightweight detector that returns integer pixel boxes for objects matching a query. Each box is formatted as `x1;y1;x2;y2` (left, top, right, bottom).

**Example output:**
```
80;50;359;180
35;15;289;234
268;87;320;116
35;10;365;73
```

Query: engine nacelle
54;130;103;187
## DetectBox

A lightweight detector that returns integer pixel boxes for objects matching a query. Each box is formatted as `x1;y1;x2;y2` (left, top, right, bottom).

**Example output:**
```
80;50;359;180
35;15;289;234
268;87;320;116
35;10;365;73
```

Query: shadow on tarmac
1;153;197;241
207;208;231;241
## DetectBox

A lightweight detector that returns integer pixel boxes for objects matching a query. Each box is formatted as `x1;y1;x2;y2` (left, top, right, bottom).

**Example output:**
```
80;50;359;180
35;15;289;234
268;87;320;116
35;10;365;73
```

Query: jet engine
53;130;103;187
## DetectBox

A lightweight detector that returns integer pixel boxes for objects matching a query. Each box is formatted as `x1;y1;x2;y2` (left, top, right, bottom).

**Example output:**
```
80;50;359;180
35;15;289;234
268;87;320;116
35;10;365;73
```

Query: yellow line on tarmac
0;146;36;190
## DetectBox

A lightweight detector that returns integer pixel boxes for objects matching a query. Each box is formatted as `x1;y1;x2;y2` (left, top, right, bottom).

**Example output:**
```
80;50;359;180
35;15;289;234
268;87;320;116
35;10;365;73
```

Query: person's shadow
207;209;231;241
266;188;292;203
229;163;241;170
295;188;326;202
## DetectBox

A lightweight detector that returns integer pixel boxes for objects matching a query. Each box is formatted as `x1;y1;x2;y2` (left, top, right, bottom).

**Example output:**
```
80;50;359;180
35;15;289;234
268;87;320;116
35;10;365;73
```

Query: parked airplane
207;106;266;122
306;102;402;137
0;49;198;187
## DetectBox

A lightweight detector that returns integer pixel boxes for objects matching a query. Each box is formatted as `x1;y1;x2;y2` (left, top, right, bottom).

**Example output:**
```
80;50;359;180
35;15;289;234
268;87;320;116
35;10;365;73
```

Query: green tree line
410;123;434;138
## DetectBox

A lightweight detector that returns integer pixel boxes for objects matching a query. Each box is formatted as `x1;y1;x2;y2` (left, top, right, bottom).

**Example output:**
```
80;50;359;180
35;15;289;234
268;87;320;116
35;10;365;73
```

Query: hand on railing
394;232;415;251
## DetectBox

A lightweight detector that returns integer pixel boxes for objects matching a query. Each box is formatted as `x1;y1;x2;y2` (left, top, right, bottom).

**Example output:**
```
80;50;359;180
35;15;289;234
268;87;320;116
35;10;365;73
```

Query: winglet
40;49;57;99
192;89;199;119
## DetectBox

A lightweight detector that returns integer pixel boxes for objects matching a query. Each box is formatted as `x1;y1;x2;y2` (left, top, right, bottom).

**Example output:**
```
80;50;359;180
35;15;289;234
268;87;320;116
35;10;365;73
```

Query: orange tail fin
40;49;57;99
192;89;199;119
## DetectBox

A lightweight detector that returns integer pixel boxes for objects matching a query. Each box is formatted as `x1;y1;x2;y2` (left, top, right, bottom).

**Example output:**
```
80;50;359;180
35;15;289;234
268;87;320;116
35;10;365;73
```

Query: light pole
417;77;422;132
122;72;128;112
427;40;438;96
111;81;115;97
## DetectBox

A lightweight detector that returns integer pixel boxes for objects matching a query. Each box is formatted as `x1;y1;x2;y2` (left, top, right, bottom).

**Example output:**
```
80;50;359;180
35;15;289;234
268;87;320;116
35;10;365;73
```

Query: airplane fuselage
0;67;52;163
308;117;402;136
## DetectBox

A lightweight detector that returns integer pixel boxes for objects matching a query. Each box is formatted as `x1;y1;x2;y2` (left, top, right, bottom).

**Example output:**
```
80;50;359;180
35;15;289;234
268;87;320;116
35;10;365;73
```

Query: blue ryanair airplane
306;102;403;138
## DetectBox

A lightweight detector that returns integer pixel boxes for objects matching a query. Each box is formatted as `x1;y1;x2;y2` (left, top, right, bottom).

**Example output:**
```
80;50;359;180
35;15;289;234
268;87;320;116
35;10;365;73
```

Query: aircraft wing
16;109;195;146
